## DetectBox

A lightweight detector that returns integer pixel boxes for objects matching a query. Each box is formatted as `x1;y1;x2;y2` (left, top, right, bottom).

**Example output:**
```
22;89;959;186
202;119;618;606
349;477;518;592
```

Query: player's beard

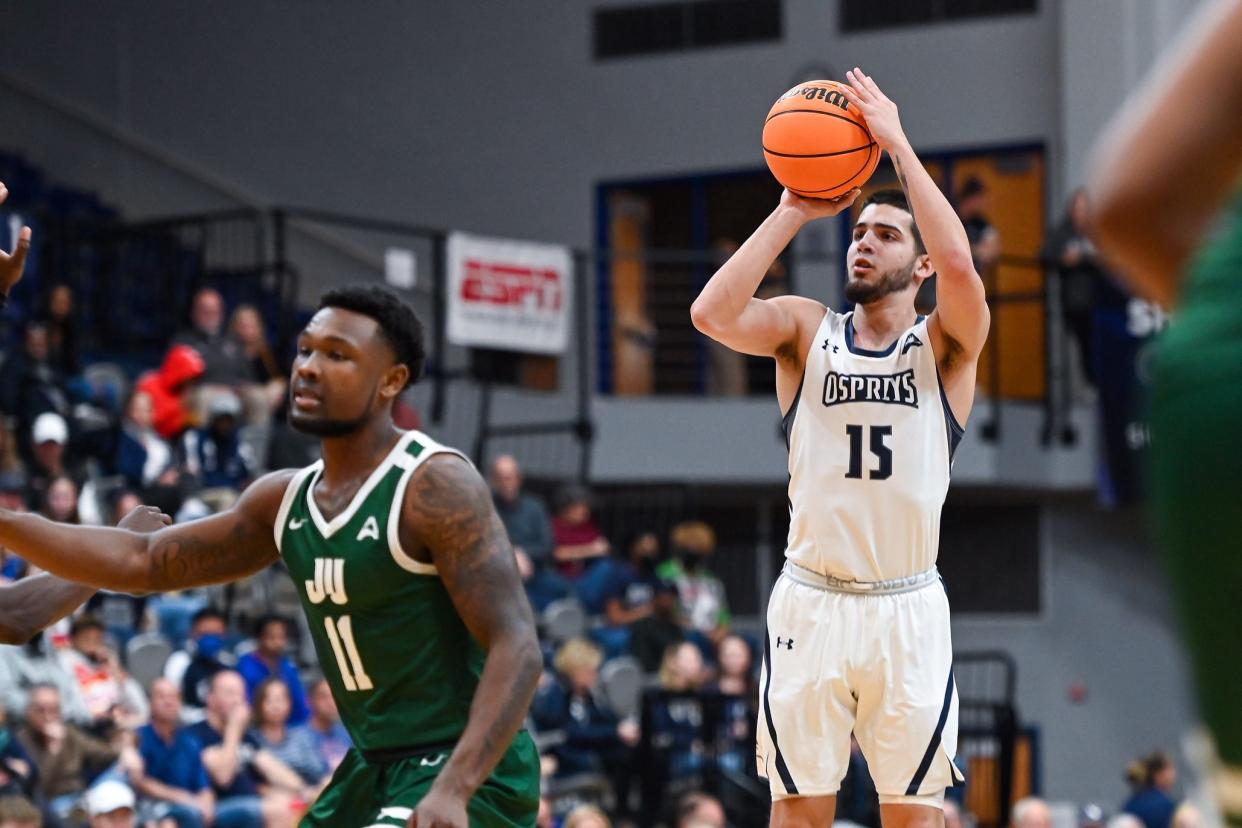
844;259;917;305
288;386;376;437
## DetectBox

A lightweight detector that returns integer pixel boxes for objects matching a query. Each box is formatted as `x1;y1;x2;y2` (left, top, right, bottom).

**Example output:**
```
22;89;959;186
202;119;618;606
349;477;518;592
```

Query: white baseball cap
31;412;68;446
85;780;136;816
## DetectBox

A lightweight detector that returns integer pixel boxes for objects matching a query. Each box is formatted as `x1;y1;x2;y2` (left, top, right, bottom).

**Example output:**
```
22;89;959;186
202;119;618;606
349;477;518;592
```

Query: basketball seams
786;141;878;196
763;142;876;160
763;88;879;198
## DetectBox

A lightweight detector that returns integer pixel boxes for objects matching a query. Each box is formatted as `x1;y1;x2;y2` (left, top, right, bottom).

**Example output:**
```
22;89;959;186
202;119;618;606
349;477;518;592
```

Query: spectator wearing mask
132;679;213;828
658;522;731;650
181;392;252;512
17;684;118;820
249;679;325;791
629;580;685;674
134;345;206;442
227;305;286;426
186;671;301;828
488;456;566;612
83;780;137;828
56;617;147;737
596;531;663;659
235;617;308;727
163;608;234;713
1122;752;1179;828
292;679;350;774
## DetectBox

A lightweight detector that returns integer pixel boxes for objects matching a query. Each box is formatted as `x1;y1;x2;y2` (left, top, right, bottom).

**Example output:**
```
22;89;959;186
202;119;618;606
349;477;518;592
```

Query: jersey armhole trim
274;464;321;554
781;373;804;452
934;366;966;465
388;444;473;576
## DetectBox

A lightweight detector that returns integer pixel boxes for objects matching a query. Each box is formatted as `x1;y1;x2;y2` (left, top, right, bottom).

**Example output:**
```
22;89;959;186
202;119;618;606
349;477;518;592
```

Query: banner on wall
446;232;572;355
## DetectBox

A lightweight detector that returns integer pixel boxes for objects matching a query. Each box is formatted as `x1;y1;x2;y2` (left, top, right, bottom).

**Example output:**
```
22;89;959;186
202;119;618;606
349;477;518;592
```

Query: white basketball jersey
784;310;963;582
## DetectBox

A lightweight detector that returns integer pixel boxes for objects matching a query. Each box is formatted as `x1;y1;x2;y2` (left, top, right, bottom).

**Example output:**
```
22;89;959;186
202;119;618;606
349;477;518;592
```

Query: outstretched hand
841;68;908;153
117;505;173;534
0;182;32;296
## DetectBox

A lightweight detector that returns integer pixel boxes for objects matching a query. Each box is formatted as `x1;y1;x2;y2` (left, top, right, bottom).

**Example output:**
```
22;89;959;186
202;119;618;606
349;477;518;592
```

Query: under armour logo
775;637;794;650
420;753;446;767
901;333;923;355
289;518;306;530
822;338;838;353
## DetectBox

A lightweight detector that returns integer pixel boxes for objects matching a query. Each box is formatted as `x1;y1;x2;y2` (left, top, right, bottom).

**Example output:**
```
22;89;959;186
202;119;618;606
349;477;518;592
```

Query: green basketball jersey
274;431;485;753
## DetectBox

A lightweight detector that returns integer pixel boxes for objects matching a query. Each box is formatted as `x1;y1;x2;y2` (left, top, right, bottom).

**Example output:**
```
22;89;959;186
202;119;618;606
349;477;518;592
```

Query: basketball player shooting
0;219;542;827
692;69;989;828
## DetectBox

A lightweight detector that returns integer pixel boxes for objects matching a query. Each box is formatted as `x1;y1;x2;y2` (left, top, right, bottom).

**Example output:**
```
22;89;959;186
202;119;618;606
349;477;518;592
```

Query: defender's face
844;202;924;302
290;307;399;437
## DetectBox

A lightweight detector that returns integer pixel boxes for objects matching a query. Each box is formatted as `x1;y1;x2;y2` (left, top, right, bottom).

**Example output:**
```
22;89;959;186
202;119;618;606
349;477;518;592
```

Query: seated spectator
651;642;708;778
1012;797;1053;828
531;639;636;811
658;522;731;650
595;531;663;659
629;581;685;675
702;634;756;774
171;290;251;391
133;679;213;828
228;305;286;426
0;708;37;801
235;617;308;727
38;476;79;527
488;455;567;612
0;795;41;828
249;679;326;790
37;286;79;381
134;346;205;442
163;608;233;713
293;679;350;774
17;684;118;821
1122;752;1179;828
114;391;179;496
83;780;137;828
24;415;79;513
181;393;252;510
0;323;70;466
0;638;92;729
675;791;725;828
550;485;609;582
187;671;302;828
561;804;610;828
56;616;147;736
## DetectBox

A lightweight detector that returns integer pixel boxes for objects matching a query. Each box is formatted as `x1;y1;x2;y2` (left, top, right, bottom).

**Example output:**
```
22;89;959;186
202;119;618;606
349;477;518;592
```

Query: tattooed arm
401;454;542;826
0;505;173;643
0;471;292;593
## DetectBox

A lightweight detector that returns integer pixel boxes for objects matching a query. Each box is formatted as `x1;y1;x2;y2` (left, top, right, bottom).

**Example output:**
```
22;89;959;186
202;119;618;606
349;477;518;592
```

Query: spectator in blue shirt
293;679;351;774
488;455;567;611
236;617;308;726
187;670;305;828
132;678;213;828
1122;752;1179;828
182;392;252;501
594;530;663;659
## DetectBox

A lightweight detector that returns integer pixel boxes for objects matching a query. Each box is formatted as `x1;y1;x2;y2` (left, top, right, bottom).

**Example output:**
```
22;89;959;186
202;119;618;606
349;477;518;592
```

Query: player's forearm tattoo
147;523;267;589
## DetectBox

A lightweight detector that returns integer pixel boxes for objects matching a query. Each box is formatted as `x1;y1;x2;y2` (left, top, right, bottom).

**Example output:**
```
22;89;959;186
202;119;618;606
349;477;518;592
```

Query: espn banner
446;232;572;355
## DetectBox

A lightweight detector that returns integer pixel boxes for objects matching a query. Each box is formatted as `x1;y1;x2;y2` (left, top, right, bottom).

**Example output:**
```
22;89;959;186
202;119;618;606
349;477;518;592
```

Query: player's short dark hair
860;189;926;255
319;285;425;388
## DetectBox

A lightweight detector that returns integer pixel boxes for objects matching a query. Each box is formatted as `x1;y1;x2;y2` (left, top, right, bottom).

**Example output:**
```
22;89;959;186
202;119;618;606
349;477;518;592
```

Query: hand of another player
841;68;907;153
408;787;469;828
0;182;33;297
780;187;861;221
117;504;173;533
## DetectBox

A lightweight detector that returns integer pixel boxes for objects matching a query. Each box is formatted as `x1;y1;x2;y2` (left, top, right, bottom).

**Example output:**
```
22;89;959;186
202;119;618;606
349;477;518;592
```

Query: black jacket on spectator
530;679;622;777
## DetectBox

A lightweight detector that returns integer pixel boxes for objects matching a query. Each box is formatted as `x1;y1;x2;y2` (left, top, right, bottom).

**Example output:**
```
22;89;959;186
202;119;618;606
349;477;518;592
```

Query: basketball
763;80;880;199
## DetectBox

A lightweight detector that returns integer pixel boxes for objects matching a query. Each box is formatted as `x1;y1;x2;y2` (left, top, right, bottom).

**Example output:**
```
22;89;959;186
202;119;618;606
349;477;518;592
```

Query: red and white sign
446;232;572;354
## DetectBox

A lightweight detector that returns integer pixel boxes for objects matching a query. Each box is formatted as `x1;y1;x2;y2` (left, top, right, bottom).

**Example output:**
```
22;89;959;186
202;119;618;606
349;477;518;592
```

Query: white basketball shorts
756;563;966;802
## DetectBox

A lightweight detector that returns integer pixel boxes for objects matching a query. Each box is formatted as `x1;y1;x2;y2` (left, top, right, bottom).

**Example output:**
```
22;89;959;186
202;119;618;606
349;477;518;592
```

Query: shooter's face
289;308;403;437
845;203;929;306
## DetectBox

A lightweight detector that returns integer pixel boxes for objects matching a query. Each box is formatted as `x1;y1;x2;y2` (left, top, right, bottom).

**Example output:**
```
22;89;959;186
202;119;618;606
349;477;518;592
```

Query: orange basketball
763;80;879;199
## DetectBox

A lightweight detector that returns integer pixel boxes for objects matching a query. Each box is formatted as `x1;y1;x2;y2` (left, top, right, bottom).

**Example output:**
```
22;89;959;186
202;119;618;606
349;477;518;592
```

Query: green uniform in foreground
1149;195;1242;824
276;431;539;827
